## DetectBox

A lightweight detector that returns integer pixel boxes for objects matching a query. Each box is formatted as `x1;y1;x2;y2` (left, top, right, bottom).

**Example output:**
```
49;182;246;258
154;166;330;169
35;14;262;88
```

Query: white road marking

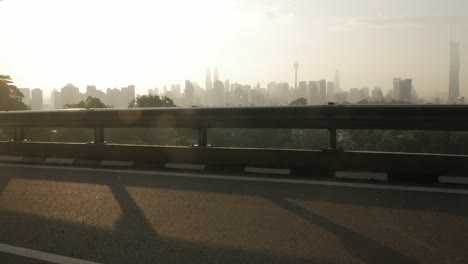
335;171;388;181
439;176;468;185
0;243;101;264
45;158;75;165
165;163;205;171
100;160;133;167
0;163;468;195
245;167;291;175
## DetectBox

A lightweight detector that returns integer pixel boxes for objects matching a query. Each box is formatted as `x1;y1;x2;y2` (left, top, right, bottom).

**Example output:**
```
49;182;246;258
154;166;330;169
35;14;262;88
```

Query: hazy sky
0;0;467;98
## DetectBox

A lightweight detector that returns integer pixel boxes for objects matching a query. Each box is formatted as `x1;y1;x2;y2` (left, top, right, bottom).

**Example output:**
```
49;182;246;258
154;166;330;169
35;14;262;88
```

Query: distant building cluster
153;68;417;107
18;33;460;108
20;84;136;109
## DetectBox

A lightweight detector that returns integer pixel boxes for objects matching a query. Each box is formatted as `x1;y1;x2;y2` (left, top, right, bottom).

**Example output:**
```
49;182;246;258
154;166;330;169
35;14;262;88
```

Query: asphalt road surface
0;164;468;264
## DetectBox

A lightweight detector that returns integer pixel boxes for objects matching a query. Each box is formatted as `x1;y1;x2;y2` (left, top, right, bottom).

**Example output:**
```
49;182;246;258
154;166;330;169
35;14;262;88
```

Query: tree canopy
289;98;308;106
65;97;107;109
129;94;175;108
0;75;29;111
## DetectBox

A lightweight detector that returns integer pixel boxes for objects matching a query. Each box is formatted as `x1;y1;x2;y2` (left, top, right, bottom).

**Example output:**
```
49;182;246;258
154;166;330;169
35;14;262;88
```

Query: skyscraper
31;88;43;110
392;78;412;102
19;88;31;106
393;78;401;101
327;81;335;101
334;70;340;93
213;67;219;82
51;89;62;109
318;80;327;104
61;84;80;107
293;60;299;90
205;68;213;91
185;80;195;106
308;81;319;105
400;79;412;102
213;80;225;106
449;27;460;103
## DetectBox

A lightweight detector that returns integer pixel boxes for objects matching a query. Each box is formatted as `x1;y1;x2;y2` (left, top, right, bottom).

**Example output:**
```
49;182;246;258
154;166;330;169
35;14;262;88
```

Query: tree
129;95;175;108
0;75;29;111
65;97;107;108
289;97;308;106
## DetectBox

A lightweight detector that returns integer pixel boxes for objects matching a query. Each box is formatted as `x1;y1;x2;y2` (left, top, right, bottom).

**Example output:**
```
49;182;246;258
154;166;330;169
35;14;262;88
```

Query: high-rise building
185;80;195;106
297;81;307;99
213;67;219;82
399;79;412;102
224;80;230;93
19;88;31;105
393;78;401;101
170;84;180;97
213;80;225;106
51;89;62;109
61;84;80;107
205;68;213;91
318;80;327;104
327;81;335;101
334;70;340;93
86;85;97;97
308;81;319;105
349;88;360;103
19;88;31;106
31;88;43;110
85;85;106;103
293;60;299;90
358;87;369;102
449;27;460;103
392;78;413;102
121;85;136;107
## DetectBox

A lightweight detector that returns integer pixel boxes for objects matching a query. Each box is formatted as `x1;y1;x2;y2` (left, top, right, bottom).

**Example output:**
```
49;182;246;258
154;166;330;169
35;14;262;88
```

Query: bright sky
0;0;467;98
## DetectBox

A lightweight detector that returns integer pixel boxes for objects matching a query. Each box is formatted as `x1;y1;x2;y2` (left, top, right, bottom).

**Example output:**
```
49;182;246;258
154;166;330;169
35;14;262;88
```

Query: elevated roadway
0;164;467;263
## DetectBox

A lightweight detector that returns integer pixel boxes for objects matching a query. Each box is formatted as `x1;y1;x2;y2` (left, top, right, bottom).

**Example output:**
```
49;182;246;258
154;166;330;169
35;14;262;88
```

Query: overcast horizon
0;0;467;99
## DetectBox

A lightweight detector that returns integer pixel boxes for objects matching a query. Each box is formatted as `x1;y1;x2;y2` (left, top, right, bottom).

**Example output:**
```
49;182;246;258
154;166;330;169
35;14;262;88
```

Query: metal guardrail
2;105;468;148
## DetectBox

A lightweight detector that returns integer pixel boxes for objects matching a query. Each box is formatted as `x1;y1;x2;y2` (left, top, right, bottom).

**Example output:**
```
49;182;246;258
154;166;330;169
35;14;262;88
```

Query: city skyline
0;0;466;98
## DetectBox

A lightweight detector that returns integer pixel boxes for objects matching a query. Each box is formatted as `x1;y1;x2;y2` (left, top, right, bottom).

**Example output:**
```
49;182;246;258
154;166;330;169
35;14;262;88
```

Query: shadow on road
1;166;467;263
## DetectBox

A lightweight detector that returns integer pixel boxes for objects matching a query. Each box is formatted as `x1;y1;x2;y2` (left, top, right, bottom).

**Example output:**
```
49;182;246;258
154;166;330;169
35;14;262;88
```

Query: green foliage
0;75;29;111
129;95;175;108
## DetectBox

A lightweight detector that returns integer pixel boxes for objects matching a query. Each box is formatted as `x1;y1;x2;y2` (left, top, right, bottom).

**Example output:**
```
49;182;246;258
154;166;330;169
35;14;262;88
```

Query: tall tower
293;60;299;90
205;68;213;90
449;25;460;103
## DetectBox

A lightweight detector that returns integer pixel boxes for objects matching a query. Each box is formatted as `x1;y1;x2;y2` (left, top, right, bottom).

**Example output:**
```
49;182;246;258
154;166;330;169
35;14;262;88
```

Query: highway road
0;164;467;263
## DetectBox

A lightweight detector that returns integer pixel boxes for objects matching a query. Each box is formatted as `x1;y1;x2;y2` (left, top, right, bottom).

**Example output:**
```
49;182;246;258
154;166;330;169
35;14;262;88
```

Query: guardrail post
329;129;337;150
197;128;208;147
94;128;105;144
14;128;25;142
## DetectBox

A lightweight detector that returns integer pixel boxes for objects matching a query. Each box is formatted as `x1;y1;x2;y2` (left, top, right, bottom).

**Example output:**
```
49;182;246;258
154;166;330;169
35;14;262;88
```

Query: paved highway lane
0;164;467;264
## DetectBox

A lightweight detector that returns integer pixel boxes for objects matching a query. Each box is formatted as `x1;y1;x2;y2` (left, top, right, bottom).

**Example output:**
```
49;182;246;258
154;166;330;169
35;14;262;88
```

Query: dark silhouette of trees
289;97;308;106
0;75;29;111
129;95;175;108
65;97;107;109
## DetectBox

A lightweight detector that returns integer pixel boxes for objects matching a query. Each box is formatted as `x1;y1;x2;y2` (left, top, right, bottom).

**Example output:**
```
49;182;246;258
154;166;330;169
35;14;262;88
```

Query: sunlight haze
0;0;467;98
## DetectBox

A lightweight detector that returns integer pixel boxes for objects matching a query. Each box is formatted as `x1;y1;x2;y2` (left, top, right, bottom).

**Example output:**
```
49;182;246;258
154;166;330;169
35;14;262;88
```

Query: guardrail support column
14;128;25;142
197;128;208;147
329;129;337;150
94;128;105;144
